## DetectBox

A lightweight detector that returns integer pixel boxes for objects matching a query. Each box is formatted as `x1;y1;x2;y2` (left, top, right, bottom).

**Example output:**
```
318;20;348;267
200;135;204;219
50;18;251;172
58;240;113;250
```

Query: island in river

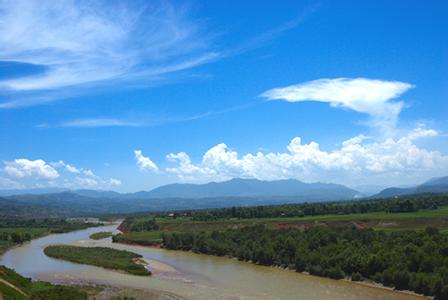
44;245;151;276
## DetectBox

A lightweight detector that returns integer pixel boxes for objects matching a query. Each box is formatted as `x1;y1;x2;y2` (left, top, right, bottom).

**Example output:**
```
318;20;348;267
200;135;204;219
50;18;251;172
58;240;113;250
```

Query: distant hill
0;187;69;197
141;178;360;199
0;178;361;218
25;178;360;201
372;176;448;198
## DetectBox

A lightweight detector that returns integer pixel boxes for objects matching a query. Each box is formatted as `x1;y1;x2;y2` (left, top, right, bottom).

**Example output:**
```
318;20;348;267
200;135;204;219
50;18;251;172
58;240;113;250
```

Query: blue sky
0;0;447;192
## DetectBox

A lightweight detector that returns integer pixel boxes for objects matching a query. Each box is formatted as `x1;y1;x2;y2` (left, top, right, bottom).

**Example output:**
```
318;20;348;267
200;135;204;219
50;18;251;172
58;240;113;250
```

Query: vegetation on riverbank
0;265;88;299
44;245;151;276
89;231;113;240
0;218;101;255
111;194;448;299
113;201;448;248
162;225;448;299
181;193;448;220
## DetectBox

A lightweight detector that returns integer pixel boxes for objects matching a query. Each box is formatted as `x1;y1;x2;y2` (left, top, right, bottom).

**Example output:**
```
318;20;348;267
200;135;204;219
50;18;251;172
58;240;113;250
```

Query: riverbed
0;224;426;300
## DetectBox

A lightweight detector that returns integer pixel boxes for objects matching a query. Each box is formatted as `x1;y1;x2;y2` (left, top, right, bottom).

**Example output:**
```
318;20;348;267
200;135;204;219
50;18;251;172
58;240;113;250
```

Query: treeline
176;194;448;221
120;217;159;232
162;225;448;299
0;231;32;244
0;218;100;233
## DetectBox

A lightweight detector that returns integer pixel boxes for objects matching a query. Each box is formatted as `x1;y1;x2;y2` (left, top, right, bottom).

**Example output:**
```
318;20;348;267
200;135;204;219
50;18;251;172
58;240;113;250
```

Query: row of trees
178;194;447;220
0;218;100;233
162;225;448;299
0;231;32;244
120;217;160;232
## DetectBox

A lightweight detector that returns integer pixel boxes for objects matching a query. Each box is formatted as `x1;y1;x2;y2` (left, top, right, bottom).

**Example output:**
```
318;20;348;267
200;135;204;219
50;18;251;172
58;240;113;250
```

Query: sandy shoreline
137;258;177;274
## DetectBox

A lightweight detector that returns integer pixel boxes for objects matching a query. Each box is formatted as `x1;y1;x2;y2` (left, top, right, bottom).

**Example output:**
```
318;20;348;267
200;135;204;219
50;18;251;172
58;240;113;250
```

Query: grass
113;231;164;246
0;265;88;300
113;206;448;247
158;206;448;231
89;231;113;240
44;245;151;276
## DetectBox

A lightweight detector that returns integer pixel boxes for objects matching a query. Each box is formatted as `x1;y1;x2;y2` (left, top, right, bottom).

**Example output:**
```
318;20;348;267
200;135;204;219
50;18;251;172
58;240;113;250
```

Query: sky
0;0;447;193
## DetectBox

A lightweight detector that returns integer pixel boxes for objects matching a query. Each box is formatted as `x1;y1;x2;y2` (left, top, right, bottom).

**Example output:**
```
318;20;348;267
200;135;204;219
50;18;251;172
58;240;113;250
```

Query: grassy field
44;245;151;276
113;231;164;246
113;205;448;247
89;231;113;240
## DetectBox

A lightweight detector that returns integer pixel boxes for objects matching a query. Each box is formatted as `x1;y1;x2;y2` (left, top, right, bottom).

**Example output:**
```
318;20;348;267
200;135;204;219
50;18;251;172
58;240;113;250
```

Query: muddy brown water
0;224;426;300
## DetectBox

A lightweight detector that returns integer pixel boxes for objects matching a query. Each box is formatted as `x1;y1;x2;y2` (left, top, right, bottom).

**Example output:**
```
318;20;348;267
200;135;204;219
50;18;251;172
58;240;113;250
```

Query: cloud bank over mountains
140;126;446;186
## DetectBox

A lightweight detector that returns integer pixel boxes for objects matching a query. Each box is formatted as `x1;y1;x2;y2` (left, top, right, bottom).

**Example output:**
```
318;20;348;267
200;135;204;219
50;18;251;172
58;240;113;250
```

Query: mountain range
1;177;447;218
372;176;448;198
0;178;360;200
0;178;359;218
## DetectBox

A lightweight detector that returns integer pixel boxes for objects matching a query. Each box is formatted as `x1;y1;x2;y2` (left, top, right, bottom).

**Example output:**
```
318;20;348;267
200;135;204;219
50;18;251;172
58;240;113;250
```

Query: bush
351;272;363;281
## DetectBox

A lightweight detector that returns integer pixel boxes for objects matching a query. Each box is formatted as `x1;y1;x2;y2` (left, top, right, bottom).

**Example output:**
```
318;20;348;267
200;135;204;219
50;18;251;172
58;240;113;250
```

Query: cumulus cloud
134;150;159;172
69;176;121;189
50;160;81;174
0;177;23;189
262;78;413;131
4;159;59;179
165;128;448;185
0;0;218;108
2;158;121;189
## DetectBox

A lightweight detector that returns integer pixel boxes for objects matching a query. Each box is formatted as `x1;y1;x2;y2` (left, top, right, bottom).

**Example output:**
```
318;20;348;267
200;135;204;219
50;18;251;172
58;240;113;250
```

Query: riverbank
2;222;428;300
117;240;430;300
0;219;104;256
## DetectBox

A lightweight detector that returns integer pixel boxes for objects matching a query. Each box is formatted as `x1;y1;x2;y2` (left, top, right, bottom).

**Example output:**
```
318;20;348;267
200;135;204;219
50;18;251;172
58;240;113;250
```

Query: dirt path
0;278;28;297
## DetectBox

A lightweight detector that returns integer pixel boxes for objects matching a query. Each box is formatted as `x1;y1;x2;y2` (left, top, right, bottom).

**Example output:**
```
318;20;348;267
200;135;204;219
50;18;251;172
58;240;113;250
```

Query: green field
44;245;151;276
89;231;113;240
113;231;164;246
112;205;448;248
0;265;88;300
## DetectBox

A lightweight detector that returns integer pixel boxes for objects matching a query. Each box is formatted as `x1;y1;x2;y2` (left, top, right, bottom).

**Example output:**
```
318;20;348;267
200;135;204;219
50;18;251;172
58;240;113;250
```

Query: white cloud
82;169;96;177
0;1;217;107
65;164;80;174
108;178;122;187
165;129;448;186
262;78;413;131
69;176;121;189
50;160;80;173
0;177;23;189
4;159;59;179
134;150;159;172
58;118;144;128
2;158;121;190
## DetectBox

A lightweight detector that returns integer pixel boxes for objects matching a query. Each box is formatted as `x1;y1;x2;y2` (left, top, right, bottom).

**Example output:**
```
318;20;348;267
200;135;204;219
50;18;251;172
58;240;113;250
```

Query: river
0;224;426;300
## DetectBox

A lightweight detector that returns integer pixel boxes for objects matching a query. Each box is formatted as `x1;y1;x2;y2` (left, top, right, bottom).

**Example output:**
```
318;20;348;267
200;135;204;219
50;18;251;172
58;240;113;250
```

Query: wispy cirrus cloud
0;0;218;108
58;118;145;128
38;102;257;128
262;78;413;132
